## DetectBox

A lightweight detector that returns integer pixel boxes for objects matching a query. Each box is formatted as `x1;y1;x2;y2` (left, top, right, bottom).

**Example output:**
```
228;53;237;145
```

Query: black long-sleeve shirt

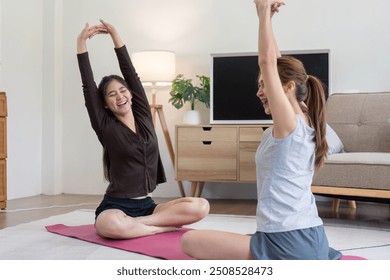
77;45;166;198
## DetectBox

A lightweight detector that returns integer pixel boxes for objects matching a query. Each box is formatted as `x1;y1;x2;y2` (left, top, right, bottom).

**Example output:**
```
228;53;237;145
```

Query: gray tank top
255;115;323;232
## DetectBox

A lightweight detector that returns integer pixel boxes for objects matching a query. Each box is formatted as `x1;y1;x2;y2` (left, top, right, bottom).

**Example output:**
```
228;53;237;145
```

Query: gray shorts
250;225;342;260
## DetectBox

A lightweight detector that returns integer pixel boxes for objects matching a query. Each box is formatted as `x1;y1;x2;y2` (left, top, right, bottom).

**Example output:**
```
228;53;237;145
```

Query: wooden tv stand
175;124;270;196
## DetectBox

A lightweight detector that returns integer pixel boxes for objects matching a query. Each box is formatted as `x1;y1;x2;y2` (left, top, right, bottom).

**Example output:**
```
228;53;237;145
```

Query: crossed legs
95;197;210;239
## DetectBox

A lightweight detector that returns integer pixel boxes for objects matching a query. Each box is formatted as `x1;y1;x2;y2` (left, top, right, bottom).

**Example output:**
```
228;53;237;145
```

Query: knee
190;198;210;220
95;210;132;239
199;198;210;217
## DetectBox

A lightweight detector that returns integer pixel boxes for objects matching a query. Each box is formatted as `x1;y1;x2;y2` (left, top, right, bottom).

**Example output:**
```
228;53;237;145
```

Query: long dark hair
277;56;328;170
97;75;130;182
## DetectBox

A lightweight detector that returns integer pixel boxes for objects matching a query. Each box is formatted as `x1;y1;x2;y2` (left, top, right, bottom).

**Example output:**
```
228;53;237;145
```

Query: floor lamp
131;51;185;197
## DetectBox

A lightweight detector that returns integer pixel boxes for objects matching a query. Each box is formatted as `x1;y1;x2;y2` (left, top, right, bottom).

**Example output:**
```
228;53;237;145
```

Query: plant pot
183;110;201;125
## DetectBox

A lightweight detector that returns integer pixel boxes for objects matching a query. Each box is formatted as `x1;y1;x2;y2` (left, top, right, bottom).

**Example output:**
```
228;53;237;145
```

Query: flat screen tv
210;49;331;124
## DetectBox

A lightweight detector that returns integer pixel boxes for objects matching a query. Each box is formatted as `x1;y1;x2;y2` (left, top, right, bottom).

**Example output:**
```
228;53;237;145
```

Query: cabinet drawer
177;126;236;142
0;93;7;117
239;142;258;182
176;141;237;181
239;127;264;142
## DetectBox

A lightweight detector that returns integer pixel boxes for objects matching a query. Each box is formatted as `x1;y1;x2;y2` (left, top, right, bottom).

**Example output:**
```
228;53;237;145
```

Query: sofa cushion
326;92;390;153
313;152;390;190
326;152;390;165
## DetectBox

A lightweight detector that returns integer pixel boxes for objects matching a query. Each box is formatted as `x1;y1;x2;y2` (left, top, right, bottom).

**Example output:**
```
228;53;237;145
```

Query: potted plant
169;74;210;124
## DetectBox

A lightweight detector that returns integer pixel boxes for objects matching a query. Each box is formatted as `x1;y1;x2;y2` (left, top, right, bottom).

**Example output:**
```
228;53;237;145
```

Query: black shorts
95;194;157;220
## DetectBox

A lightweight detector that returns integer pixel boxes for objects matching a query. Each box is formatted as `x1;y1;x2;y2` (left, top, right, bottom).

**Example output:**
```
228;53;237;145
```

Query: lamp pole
149;84;185;198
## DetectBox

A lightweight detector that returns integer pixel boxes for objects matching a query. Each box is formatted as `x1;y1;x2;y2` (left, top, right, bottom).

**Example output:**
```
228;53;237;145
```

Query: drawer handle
202;127;212;131
202;141;212;145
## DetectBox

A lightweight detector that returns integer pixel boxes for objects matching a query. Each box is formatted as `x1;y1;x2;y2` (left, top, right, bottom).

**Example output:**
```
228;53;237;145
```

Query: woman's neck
116;111;136;133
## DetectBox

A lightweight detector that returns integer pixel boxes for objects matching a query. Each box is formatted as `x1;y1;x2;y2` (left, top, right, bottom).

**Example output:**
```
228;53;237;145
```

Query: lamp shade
131;51;176;85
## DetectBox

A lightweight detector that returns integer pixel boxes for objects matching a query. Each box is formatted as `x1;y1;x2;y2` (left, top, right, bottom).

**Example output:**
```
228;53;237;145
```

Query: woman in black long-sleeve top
77;20;209;239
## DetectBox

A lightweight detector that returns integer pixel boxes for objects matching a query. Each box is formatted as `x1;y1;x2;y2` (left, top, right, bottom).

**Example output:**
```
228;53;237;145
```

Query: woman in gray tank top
181;0;342;260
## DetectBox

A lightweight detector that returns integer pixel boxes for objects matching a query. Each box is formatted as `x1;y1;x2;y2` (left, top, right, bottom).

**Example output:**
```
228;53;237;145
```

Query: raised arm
77;23;111;143
255;0;284;57
256;0;297;138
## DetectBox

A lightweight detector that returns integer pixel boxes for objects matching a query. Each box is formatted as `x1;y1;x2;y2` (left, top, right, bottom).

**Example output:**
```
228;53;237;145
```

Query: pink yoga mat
46;224;366;260
339;255;367;260
46;224;194;260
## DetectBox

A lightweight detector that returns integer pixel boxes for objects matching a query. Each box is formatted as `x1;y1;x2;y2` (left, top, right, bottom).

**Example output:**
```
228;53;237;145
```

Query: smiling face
256;75;271;115
256;73;297;116
104;79;132;117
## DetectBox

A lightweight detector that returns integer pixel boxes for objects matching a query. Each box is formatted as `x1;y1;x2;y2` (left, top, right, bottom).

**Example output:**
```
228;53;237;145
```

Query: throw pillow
326;124;344;154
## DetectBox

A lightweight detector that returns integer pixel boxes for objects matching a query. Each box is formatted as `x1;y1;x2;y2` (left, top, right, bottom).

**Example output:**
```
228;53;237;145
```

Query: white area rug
0;210;389;260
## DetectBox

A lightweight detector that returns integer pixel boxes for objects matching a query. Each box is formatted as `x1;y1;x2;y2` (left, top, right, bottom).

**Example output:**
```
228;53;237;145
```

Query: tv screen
210;50;330;124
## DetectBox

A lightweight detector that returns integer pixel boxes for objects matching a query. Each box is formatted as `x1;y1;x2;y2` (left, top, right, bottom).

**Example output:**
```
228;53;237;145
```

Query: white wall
1;0;390;200
41;0;63;195
1;0;43;199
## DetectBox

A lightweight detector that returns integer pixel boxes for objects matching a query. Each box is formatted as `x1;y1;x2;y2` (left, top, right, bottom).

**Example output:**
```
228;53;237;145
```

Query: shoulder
295;115;314;134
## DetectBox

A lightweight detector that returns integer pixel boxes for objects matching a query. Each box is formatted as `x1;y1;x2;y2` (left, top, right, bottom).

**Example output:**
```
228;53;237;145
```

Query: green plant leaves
169;74;210;110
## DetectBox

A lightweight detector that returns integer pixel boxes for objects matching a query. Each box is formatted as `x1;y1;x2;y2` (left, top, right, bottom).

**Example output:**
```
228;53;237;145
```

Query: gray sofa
312;92;390;211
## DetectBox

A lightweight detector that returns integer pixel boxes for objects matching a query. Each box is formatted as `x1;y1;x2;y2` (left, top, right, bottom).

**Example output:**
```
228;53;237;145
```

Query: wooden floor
1;194;389;230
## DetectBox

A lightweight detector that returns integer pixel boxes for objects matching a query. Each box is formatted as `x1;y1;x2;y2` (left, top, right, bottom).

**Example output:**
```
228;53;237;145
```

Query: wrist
257;3;271;19
111;34;124;48
77;40;87;54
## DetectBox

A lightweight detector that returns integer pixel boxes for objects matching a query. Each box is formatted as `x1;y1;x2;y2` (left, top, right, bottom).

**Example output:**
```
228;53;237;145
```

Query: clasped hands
79;19;116;41
254;0;285;15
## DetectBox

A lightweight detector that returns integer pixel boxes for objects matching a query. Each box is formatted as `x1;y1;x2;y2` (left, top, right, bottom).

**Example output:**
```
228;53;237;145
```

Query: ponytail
305;75;328;170
276;56;328;171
